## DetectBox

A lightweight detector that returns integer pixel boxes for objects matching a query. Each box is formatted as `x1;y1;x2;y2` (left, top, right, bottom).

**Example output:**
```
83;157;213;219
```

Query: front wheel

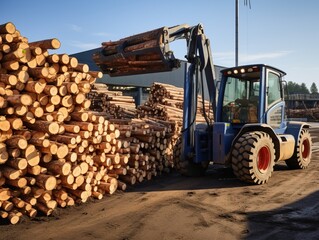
285;128;312;169
231;131;275;185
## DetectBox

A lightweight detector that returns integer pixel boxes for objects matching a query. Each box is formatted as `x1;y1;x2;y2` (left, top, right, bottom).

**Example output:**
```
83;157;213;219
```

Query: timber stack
137;82;214;169
86;83;176;183
0;22;130;224
87;83;136;119
0;21;214;225
287;107;319;121
110;117;175;185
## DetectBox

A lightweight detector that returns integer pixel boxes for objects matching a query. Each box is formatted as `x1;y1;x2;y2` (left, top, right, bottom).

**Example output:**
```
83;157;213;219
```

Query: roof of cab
221;64;286;77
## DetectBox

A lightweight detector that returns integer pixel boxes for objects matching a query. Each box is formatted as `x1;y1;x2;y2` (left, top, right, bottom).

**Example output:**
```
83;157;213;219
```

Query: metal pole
235;0;239;66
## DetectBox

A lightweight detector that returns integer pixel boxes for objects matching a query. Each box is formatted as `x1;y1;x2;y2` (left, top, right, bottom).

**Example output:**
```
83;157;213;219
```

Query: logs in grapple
92;27;180;76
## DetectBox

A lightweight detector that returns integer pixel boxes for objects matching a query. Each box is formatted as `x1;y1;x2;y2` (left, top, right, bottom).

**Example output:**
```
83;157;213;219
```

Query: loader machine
93;24;312;184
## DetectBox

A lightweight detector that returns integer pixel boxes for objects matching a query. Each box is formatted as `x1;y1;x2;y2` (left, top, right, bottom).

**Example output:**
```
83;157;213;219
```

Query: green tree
287;81;310;94
310;82;318;94
287;81;300;94
300;83;310;94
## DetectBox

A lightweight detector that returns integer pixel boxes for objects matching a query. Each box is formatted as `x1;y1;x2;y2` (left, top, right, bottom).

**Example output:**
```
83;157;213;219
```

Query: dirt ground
1;125;319;240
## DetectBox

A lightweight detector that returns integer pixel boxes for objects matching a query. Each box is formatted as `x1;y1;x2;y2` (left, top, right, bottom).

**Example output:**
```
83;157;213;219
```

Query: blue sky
2;0;319;89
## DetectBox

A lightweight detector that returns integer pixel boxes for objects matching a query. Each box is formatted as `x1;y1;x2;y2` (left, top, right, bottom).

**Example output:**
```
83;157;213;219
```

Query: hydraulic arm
94;24;217;162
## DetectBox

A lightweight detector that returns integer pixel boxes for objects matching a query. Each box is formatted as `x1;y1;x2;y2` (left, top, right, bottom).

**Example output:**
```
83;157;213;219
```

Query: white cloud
69;24;82;32
214;52;234;61
240;51;292;63
213;50;292;66
71;41;100;50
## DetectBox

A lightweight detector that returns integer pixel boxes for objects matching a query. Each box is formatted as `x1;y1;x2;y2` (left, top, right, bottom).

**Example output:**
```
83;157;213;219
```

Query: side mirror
216;81;221;92
281;80;288;100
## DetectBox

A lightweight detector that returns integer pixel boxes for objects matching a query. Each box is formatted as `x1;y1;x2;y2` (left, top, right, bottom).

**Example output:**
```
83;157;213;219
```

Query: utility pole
235;0;251;67
235;0;239;67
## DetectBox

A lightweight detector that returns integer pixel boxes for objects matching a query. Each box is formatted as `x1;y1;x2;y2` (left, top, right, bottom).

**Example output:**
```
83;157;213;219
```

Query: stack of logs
87;83;136;119
86;83;176;184
111;117;175;184
0;22;134;224
87;81;214;177
137;82;214;169
138;82;213;123
287;108;319;121
0;21;214;224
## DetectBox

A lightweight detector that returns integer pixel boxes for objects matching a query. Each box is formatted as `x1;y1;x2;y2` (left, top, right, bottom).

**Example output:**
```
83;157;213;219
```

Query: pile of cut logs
86;83;176;182
87;83;136;119
137;82;214;169
0;22;214;224
138;82;213;122
287;108;319;121
0;22;133;224
86;81;214;181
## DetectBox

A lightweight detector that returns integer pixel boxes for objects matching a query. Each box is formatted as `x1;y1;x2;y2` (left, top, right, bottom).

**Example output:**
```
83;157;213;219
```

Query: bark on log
28;38;61;50
0;22;16;34
6;135;27;149
24;121;60;135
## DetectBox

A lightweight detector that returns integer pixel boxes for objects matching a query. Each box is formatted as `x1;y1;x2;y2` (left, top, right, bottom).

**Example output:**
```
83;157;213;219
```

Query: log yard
0;17;319;240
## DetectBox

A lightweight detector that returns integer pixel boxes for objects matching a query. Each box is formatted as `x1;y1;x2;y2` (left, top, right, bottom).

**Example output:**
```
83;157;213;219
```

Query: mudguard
284;121;310;141
231;123;281;161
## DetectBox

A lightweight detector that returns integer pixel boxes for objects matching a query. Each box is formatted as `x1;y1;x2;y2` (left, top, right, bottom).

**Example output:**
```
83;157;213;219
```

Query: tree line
287;81;318;94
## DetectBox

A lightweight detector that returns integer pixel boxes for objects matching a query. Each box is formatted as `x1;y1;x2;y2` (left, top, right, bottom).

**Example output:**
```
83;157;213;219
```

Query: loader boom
94;24;218;163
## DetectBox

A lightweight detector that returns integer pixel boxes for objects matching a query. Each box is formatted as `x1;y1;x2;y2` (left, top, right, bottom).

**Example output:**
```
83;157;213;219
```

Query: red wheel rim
257;146;270;172
302;138;310;159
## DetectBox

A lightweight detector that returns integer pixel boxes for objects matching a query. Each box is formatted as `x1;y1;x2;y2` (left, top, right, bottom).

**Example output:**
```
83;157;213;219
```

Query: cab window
222;77;259;123
267;72;282;107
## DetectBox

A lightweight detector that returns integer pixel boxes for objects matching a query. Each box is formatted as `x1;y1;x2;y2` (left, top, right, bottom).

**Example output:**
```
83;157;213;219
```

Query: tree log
6;157;27;170
6;135;27;149
6;178;27;188
24;121;60;135
35;174;57;191
45;160;71;176
0;22;16;34
0;188;11;201
23;144;40;166
28;38;61;49
6;94;33;106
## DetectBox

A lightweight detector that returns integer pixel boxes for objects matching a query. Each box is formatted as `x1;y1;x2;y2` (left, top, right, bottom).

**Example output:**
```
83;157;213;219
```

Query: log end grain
48;122;60;135
0;22;16;34
0;188;11;201
8;213;20;224
36;175;57;191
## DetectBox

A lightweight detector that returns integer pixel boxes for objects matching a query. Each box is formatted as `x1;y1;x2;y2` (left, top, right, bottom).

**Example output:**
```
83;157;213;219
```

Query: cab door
265;69;285;131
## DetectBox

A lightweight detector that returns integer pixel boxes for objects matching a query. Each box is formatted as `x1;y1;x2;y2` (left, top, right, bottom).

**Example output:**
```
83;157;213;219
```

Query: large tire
285;128;312;169
231;131;275;184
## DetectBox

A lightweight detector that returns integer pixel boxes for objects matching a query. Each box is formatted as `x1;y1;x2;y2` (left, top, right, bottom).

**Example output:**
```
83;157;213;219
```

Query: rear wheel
231;131;275;185
285;128;312;169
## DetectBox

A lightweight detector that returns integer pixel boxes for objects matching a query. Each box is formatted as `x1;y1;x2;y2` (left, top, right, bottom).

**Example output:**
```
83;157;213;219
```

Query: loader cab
217;64;286;131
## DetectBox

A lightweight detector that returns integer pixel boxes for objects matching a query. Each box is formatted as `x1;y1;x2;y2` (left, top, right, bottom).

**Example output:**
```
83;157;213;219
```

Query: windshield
222;76;260;123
